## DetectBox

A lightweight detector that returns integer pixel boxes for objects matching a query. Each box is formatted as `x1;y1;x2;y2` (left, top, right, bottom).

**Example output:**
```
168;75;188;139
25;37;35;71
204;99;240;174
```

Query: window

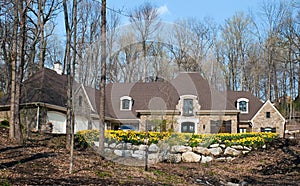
239;128;246;133
120;96;132;110
237;98;249;113
239;101;247;112
210;120;232;133
261;127;276;133
79;96;83;106
122;99;130;110
181;122;195;133
183;99;193;116
266;112;271;118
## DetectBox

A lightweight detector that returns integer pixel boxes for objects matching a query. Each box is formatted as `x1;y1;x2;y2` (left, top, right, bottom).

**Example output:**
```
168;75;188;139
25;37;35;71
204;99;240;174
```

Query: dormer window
176;95;200;117
237;98;249;114
183;99;194;116
120;96;132;110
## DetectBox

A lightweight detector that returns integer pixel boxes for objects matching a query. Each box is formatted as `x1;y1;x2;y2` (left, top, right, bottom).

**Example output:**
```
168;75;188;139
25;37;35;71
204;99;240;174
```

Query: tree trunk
69;0;77;174
9;0;19;141
98;0;106;155
14;0;27;144
63;0;72;150
38;0;45;69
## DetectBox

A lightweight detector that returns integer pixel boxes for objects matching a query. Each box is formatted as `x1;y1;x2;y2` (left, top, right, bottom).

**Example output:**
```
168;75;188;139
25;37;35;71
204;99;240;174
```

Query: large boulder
208;147;223;156
231;145;244;150
148;144;159;152
243;146;252;151
209;144;219;148
139;144;148;151
224;147;241;156
171;145;192;153
182;152;201;162
201;156;213;163
114;149;133;157
165;153;182;163
148;153;159;164
109;143;116;148
193;147;210;155
132;150;146;160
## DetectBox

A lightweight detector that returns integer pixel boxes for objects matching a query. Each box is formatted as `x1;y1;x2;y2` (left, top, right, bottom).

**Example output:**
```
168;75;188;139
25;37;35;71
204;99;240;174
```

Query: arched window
237;98;249;114
181;122;195;133
120;96;133;110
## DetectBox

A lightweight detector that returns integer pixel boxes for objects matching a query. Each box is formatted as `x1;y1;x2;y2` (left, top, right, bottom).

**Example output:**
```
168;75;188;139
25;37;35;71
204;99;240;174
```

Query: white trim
120;96;133;111
180;94;198;99
73;84;96;112
237;98;249;114
178;118;199;134
35;105;40;132
177;94;200;116
80;84;96;112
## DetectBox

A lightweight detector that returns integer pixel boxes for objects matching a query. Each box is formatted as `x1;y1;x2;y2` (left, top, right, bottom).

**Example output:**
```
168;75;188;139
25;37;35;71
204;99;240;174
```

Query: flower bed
76;130;278;148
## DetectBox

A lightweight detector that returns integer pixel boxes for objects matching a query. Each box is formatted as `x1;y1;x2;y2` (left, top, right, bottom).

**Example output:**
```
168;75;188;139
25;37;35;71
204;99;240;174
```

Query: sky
107;0;263;25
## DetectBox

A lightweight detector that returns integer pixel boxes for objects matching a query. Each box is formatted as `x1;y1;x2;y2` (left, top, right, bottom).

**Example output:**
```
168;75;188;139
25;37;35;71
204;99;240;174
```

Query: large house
0;67;286;137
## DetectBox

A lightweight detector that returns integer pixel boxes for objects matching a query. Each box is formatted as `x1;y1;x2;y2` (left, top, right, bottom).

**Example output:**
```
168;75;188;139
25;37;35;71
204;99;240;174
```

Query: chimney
54;61;63;74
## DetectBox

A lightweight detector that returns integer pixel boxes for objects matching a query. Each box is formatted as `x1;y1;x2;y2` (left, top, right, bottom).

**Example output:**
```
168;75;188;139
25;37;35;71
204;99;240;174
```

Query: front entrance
181;122;195;133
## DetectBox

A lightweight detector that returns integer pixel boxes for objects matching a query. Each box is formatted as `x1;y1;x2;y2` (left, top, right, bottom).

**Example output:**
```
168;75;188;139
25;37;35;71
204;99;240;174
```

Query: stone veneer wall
102;142;254;164
139;114;238;134
139;115;177;132
197;115;238;134
0;110;10;122
252;102;285;137
0;106;50;134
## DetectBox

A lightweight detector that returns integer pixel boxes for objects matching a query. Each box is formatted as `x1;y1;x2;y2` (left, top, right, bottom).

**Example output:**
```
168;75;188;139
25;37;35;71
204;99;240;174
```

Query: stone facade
139;113;238;134
0;110;10;122
251;100;285;137
100;142;254;164
197;115;238;134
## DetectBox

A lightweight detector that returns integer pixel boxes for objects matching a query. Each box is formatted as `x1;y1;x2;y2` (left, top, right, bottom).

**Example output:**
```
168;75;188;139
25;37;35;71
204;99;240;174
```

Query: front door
181;122;195;133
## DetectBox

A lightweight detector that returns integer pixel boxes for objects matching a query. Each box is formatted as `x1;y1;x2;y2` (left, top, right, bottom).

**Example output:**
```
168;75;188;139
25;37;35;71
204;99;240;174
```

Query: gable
251;100;285;123
73;84;96;114
251;100;285;137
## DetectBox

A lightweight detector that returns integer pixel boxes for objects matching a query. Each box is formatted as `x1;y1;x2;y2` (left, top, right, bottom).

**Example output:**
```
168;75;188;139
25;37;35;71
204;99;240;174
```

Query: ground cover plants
76;130;278;148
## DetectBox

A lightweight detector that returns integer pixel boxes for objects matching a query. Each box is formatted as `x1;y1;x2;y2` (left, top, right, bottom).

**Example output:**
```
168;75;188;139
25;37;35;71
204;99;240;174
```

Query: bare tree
76;0;102;86
129;2;160;82
9;0;32;144
98;0;106;155
62;0;72;149
221;12;253;91
259;0;289;101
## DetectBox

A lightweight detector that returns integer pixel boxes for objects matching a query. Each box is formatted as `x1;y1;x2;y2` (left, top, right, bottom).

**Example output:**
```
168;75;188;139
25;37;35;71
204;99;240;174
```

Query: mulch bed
1;126;300;185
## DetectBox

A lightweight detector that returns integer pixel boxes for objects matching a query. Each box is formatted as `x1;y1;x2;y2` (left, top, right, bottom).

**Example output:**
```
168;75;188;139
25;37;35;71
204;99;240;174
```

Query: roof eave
0;102;66;112
136;110;180;115
196;110;240;115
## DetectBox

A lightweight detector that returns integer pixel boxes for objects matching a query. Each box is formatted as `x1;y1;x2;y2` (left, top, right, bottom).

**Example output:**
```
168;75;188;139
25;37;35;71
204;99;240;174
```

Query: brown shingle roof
170;72;236;110
104;72;238;120
0;68;67;107
227;91;264;121
104;81;179;119
1;69;263;122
